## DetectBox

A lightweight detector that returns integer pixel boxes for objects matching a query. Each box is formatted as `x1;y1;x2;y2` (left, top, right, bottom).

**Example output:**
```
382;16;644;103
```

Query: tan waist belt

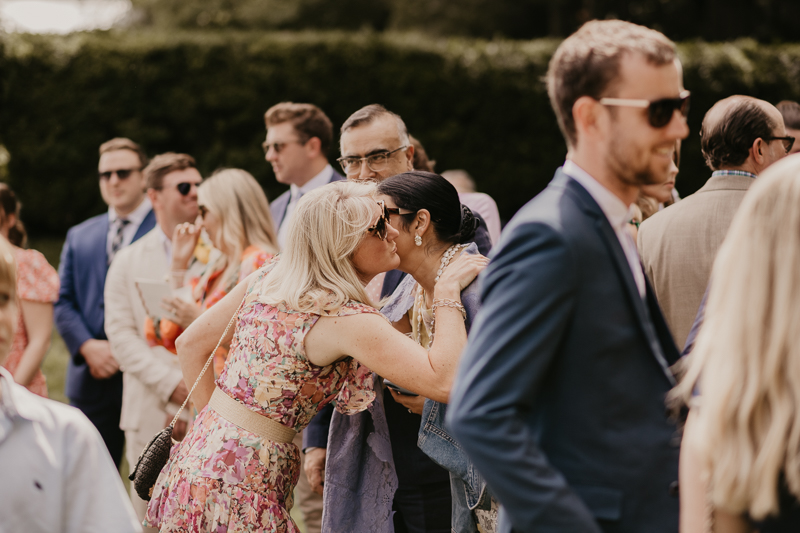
208;387;296;444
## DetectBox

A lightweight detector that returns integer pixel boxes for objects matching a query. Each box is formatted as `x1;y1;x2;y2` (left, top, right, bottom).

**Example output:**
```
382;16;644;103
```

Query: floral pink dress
145;268;379;532
1;248;59;397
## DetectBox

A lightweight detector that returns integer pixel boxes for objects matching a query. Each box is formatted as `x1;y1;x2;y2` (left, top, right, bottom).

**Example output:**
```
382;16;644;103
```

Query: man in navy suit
264;102;345;250
448;20;690;532
54;137;155;466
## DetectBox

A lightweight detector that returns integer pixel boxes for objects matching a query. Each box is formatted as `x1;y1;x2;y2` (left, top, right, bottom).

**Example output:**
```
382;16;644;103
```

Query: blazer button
669;481;679;497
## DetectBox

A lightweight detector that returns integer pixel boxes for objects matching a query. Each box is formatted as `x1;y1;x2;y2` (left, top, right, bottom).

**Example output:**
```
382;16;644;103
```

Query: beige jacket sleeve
104;247;183;405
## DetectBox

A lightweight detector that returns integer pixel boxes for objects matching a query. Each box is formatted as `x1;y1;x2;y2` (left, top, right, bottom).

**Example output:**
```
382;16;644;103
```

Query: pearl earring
415;234;422;247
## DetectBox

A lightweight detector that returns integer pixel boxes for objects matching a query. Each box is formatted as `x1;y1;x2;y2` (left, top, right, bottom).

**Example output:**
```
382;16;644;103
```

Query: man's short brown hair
99;137;148;168
546;20;677;148
143;153;197;190
264;102;333;154
777;100;800;130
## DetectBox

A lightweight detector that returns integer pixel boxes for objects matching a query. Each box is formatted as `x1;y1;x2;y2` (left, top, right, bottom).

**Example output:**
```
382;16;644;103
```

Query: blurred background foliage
1;31;799;236
0;0;799;237
127;0;800;42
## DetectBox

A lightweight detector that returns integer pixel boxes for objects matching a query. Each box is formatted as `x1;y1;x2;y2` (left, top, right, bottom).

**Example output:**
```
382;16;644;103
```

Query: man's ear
405;144;415;171
750;138;766;166
305;136;322;158
146;188;158;207
573;96;602;142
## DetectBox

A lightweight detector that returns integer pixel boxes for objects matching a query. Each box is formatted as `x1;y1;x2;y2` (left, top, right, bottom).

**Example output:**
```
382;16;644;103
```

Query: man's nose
358;160;376;180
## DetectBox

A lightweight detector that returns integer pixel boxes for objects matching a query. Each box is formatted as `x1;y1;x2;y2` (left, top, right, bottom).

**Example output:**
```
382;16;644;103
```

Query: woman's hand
435;252;489;297
171;222;201;271
389;388;426;415
162;296;203;329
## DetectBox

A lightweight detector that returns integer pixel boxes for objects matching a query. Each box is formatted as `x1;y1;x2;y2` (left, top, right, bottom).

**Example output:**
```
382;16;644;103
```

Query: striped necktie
108;218;130;265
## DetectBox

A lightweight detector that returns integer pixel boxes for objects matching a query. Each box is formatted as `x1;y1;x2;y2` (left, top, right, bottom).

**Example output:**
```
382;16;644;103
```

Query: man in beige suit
638;96;791;350
105;152;203;526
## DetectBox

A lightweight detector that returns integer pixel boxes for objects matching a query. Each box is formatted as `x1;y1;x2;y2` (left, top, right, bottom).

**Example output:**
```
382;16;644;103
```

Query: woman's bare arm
14;300;53;386
305;253;486;402
175;271;257;409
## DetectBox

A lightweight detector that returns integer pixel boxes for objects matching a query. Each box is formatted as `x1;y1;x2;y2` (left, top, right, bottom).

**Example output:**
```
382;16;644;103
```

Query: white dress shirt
0;368;141;533
563;160;646;298
106;197;153;259
278;164;335;248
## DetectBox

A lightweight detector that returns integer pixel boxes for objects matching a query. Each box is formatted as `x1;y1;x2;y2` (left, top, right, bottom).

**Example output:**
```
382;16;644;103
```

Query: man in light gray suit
105;152;203;529
638;95;791;350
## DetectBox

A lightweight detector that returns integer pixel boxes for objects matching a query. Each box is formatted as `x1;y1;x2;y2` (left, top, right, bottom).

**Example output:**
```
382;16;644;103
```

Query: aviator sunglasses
599;90;691;128
153;182;196;196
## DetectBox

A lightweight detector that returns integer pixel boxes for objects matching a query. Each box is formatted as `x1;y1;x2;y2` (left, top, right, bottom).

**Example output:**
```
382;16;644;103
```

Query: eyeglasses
385;206;415;217
262;140;304;154
367;201;391;241
763;135;796;154
198;205;208;219
98;168;140;180
337;146;409;175
599;90;691;128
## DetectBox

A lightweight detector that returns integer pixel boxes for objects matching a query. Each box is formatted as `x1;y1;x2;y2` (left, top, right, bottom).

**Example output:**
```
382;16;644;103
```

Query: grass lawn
32;236;306;531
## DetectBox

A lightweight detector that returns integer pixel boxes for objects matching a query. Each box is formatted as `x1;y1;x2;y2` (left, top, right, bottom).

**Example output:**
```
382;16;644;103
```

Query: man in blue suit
264;102;345;250
54;137;155;466
448;21;690;532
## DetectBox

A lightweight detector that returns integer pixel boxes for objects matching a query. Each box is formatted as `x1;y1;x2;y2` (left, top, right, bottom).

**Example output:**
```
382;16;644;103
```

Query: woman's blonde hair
257;180;377;312
671;155;800;519
198;168;279;287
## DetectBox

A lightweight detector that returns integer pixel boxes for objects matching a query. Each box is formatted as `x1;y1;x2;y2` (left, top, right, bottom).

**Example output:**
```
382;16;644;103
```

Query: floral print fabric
2;248;59;397
145;267;379;532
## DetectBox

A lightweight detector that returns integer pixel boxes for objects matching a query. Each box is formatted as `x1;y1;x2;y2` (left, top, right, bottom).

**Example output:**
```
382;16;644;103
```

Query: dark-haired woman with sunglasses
321;171;499;533
145;180;487;532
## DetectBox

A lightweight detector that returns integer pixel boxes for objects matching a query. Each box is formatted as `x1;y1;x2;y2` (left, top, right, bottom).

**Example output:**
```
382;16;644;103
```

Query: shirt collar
711;170;758;180
289;164;334;200
0;368;21;444
563;160;635;230
108;197;153;225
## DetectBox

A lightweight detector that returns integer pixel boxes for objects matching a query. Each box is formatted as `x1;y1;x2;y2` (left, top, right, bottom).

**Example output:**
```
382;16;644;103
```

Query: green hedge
1;31;799;236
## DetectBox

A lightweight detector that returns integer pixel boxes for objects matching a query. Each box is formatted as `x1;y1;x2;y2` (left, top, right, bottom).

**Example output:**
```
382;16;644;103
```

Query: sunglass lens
649;100;674;128
177;182;192;196
116;169;132;179
98;171;111;180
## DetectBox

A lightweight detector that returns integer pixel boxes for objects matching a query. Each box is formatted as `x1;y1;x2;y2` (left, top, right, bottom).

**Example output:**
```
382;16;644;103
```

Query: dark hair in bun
377;171;477;246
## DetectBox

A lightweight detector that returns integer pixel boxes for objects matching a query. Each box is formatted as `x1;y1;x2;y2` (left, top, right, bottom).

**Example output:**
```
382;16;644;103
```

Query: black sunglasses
763;135;796;154
98;168;140;180
367;201;391;241
599;90;691;128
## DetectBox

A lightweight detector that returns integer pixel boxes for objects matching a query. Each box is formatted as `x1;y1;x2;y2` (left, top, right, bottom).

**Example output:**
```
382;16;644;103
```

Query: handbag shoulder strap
170;290;248;428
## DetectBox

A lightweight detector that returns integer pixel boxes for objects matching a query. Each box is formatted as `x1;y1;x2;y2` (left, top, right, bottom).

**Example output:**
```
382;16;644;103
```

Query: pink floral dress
145;268;379;532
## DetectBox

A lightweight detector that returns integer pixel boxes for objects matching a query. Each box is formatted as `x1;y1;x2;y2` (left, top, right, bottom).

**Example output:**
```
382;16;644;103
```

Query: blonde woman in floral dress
145;181;487;532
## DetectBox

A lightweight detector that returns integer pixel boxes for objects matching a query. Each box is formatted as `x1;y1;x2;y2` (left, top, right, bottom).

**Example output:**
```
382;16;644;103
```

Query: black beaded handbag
128;293;246;501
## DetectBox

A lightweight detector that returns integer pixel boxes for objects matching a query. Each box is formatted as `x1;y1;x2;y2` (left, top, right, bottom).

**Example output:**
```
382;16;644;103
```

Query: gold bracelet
431;298;466;321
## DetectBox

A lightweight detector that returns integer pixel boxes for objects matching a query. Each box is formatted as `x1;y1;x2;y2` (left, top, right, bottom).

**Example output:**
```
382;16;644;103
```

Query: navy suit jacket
270;168;345;230
55;209;156;402
447;170;681;533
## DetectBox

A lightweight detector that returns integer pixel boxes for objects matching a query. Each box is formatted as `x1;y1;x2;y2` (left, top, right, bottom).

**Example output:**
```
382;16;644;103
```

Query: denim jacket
322;244;490;533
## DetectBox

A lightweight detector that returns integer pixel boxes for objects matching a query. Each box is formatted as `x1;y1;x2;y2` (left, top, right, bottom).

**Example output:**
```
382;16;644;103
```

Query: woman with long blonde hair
144;181;486;532
672;155;800;532
149;168;279;372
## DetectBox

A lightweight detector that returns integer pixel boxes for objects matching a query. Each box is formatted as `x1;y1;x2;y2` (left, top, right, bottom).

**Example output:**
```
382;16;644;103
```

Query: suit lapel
99;212;111;273
132;209;156;243
564;174;676;385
